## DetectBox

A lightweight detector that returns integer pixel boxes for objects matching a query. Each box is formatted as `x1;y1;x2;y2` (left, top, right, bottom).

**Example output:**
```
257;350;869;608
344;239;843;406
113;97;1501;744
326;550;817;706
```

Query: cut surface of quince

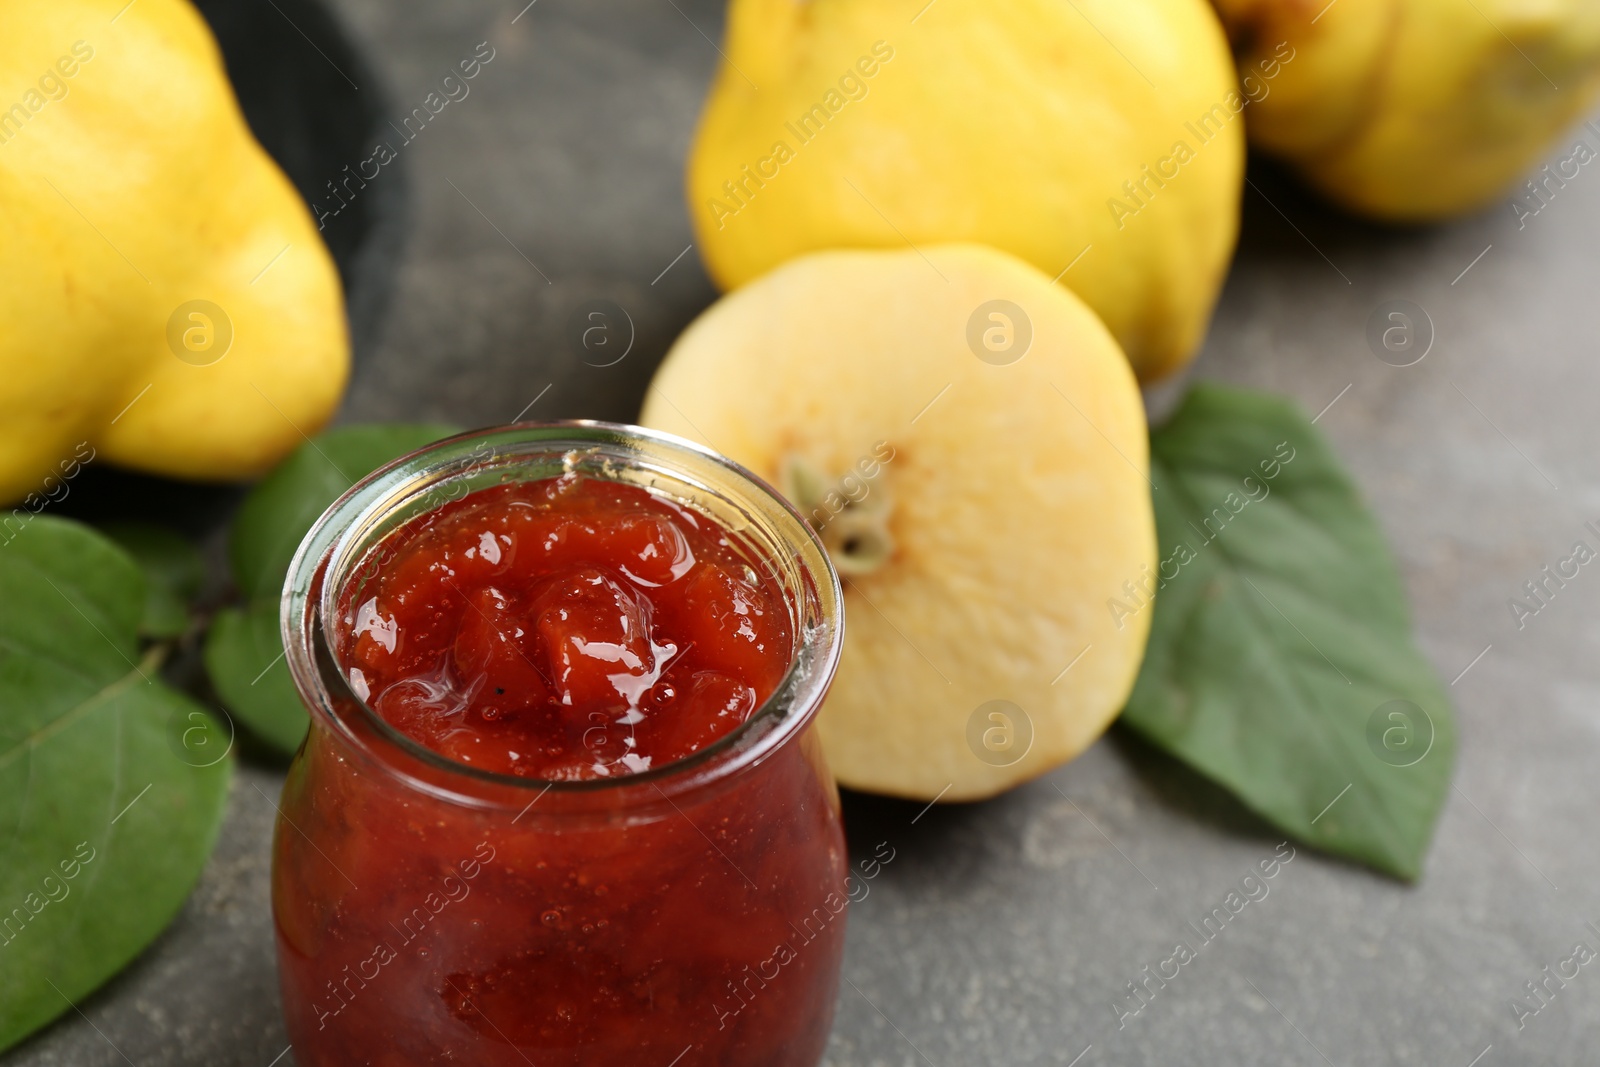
641;245;1156;801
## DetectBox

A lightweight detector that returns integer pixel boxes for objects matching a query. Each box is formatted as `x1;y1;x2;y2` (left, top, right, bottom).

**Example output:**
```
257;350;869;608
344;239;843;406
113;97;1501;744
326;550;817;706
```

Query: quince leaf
1120;384;1454;880
0;517;232;1053
205;600;307;755
206;424;458;754
99;521;205;639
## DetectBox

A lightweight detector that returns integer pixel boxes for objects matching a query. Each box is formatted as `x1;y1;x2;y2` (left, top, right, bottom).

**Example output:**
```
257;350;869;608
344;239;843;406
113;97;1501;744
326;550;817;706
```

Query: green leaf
0;517;232;1052
230;424;459;600
208;424;457;753
204;601;308;754
1120;384;1454;880
99;521;205;639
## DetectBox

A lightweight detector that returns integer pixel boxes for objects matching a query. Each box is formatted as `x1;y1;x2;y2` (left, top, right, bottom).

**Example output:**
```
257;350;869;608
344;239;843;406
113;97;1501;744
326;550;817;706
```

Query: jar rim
279;420;844;807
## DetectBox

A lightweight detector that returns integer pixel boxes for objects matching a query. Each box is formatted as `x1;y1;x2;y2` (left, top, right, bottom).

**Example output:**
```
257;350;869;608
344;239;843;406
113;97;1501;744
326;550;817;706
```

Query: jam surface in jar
275;469;847;1067
339;474;795;778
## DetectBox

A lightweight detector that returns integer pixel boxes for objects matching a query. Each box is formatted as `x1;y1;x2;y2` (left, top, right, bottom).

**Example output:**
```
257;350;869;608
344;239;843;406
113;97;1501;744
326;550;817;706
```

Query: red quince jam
335;475;793;779
273;474;847;1067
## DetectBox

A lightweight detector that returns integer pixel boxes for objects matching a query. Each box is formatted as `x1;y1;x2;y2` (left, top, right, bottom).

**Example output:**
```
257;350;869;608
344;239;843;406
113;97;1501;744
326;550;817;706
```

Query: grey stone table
12;1;1600;1064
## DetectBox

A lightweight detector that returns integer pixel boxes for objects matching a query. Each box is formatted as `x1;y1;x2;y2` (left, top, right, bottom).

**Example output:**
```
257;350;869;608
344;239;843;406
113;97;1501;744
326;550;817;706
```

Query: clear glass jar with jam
273;423;847;1066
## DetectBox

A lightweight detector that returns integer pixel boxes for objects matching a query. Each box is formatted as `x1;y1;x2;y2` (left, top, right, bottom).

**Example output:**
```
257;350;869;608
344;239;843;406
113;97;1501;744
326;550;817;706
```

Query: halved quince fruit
641;245;1155;800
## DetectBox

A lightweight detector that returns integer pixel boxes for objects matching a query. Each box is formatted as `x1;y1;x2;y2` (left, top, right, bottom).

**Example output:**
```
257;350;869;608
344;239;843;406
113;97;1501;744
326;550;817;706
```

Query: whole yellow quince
687;0;1244;381
1213;0;1600;219
0;0;348;505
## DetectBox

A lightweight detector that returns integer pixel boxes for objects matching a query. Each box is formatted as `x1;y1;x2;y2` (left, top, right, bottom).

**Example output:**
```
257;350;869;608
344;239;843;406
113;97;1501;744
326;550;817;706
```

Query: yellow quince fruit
686;0;1244;381
642;244;1156;801
0;0;349;505
1213;0;1600;219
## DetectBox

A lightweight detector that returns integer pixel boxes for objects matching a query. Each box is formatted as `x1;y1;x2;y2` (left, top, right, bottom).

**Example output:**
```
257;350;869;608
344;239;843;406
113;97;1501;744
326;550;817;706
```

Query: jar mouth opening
281;421;844;803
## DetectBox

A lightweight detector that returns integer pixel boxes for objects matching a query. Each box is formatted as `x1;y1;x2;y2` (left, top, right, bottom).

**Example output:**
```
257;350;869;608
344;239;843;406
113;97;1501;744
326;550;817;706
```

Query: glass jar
273;423;847;1066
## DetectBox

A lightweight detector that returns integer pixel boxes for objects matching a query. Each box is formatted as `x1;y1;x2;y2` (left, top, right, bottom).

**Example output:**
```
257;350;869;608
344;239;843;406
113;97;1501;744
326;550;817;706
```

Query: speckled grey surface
10;1;1600;1064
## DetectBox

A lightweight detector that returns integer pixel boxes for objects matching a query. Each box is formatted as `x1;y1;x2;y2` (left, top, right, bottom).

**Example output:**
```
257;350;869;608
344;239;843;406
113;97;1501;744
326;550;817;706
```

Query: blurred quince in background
0;0;348;505
1213;0;1600;219
687;0;1244;382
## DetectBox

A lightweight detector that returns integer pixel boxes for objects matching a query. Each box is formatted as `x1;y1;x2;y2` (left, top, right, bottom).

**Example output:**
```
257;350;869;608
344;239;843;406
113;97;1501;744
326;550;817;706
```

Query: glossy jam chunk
335;475;794;779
